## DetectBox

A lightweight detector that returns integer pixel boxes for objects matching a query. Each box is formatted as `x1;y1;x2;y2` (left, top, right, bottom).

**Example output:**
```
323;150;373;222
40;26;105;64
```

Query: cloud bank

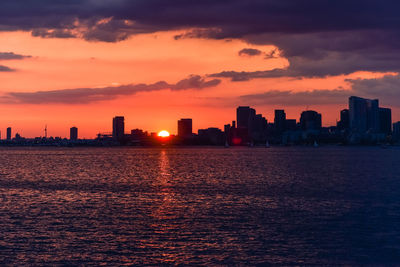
1;1;400;87
238;74;400;107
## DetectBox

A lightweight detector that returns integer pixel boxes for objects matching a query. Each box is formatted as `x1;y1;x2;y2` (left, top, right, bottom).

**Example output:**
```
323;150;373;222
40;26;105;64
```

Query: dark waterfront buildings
349;96;380;133
274;109;286;134
337;109;349;130
0;96;395;147
394;122;400;141
70;127;78;141
300;111;322;131
178;119;193;138
379;108;392;135
112;116;125;142
6;127;11;141
237;106;256;129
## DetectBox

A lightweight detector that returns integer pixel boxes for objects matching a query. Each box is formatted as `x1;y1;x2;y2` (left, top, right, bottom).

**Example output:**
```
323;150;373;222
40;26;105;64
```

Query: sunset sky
1;1;400;138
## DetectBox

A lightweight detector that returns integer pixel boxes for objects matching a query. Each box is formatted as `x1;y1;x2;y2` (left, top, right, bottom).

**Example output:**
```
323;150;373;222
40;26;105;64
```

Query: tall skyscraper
379;107;392;135
393;121;400;140
337;109;349;130
274;109;286;133
112;116;125;141
178;118;193;138
236;106;256;129
300;110;322;130
70;127;78;140
349;96;380;133
6;127;11;140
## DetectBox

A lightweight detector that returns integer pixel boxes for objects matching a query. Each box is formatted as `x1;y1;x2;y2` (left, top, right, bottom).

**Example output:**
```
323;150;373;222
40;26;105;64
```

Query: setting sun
158;130;170;137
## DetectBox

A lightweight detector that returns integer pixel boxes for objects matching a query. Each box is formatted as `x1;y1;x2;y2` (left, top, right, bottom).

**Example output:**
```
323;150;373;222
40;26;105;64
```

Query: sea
0;146;399;265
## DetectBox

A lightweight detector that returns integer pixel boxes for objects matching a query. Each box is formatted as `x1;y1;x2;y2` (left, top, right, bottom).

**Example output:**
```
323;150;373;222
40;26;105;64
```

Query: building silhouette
198;128;224;145
70;127;78;141
285;119;297;131
300;110;322;131
274;109;286;133
112;116;125;141
379;108;392;135
178;118;193;138
237;106;256;129
337;109;349;130
349;96;380;133
6;127;11;140
393;121;400;141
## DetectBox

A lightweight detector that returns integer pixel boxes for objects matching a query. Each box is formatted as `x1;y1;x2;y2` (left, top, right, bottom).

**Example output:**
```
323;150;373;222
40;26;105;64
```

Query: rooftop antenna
45;124;47;138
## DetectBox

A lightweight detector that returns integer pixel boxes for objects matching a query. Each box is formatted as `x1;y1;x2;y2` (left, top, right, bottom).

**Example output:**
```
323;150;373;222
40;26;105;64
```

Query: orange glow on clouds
0;31;398;138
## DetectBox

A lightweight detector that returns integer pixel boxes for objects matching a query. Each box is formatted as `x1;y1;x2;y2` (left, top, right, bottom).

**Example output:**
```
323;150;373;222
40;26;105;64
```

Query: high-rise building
177;118;193;138
274;110;286;133
6;127;11;140
236;106;256;129
112;116;125;141
379;107;392;135
337;109;349;130
300;110;322;131
349;96;380;133
70;127;78;141
393;121;400;140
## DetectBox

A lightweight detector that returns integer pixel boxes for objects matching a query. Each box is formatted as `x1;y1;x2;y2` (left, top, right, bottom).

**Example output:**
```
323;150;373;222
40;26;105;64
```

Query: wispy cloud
0;52;31;60
1;75;221;104
0;65;14;72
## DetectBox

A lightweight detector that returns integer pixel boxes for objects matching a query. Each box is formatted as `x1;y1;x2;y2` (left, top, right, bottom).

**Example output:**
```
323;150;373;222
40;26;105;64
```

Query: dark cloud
240;89;350;106
0;52;31;60
346;74;400;107
0;1;399;41
238;48;262;57
237;74;400;107
172;75;221;90
1;75;221;104
1;1;400;77
0;65;14;72
0;52;32;72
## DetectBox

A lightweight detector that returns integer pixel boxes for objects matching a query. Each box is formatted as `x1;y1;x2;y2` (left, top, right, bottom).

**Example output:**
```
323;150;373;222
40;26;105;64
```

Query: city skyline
1;95;398;144
2;2;400;138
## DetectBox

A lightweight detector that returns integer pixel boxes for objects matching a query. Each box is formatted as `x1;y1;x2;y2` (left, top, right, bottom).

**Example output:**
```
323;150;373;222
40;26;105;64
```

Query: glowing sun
158;130;170;137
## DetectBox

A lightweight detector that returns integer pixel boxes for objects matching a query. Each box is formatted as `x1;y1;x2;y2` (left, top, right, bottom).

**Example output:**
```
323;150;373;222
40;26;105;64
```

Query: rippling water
0;146;399;265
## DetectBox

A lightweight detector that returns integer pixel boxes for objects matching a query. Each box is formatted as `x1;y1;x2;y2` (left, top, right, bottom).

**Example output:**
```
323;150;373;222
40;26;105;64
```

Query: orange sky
0;31;398;138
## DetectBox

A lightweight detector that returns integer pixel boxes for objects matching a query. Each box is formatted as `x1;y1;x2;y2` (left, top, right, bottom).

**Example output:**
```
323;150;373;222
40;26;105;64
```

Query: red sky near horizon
0;30;398;138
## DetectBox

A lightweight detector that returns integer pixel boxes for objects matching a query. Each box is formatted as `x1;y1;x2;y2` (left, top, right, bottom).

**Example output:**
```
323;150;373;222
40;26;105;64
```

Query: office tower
337;109;349;130
300;110;322;130
70;127;78;141
236;106;256;129
112;116;125;141
274;109;286;133
379;108;392;135
178;118;193;138
6;127;11;140
349;96;380;133
224;124;231;139
393;122;400;140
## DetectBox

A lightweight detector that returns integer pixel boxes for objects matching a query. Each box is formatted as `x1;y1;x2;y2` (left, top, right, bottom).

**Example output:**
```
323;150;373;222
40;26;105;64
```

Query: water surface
0;146;399;265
